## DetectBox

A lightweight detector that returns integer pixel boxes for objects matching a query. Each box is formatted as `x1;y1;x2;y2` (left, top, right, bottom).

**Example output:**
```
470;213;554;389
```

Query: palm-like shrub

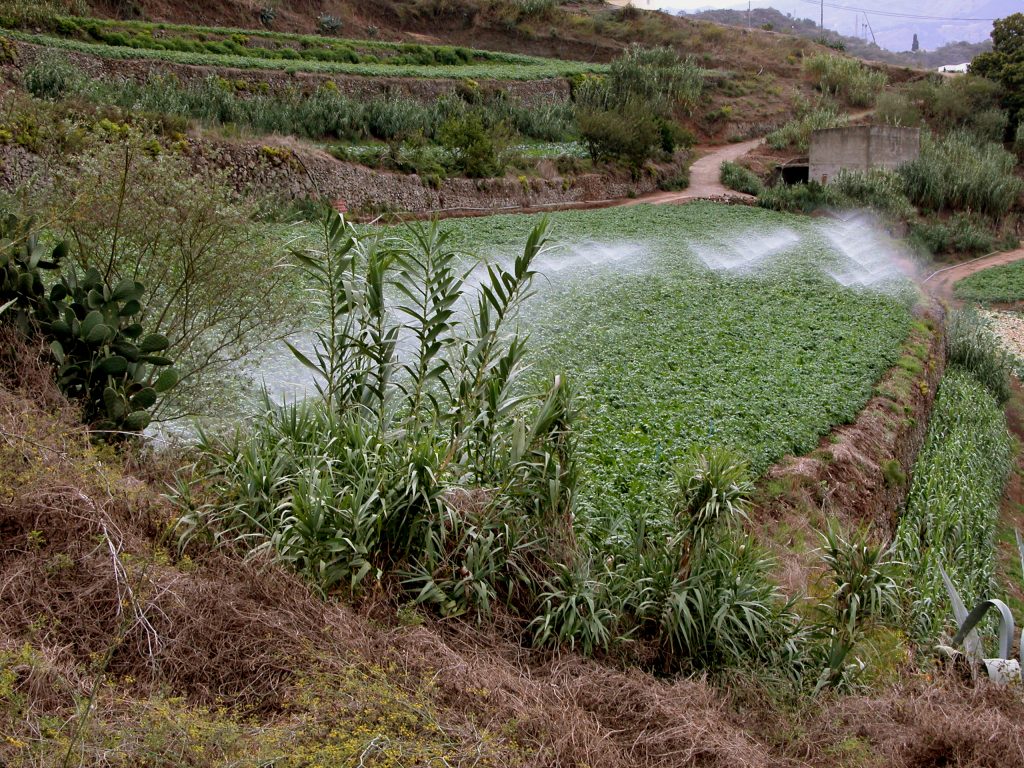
181;213;576;614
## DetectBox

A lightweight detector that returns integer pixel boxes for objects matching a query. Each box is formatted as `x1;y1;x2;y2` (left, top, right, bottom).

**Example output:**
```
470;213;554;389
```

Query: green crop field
434;204;916;532
954;260;1024;304
1;15;606;79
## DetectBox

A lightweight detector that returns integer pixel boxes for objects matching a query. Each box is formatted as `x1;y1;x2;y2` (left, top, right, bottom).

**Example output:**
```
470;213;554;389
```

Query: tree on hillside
972;13;1024;133
574;45;702;172
912;33;919;53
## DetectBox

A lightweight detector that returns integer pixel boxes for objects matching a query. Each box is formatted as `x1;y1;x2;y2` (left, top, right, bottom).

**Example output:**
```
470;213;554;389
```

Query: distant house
937;63;970;74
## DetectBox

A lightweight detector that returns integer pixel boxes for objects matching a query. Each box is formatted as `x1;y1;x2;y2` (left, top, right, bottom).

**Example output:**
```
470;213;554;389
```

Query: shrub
898;130;1023;219
179;215;572;610
438;112;509;177
0;210;178;435
875;92;920;127
35;139;295;419
23;49;79;99
909;214;997;256
719;161;763;195
831;169;916;220
577;105;659;170
766;101;846;151
802;54;887;107
758;181;841;213
317;13;342;34
813;525;900;690
575;45;703;170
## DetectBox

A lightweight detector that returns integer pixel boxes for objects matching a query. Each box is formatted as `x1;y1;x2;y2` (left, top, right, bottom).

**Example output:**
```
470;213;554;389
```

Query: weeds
719;161;763;196
899;130;1022;220
802;54;887;107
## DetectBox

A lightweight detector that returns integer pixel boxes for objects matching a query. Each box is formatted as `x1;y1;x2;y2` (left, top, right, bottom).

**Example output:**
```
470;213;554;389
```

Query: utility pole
820;0;824;31
863;13;877;45
748;0;751;30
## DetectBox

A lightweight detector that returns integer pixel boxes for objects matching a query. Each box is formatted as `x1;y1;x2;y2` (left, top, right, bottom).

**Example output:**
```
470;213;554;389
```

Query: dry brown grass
2;331;1024;767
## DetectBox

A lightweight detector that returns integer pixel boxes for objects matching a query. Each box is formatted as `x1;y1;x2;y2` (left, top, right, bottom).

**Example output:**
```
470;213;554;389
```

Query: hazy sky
628;0;1011;50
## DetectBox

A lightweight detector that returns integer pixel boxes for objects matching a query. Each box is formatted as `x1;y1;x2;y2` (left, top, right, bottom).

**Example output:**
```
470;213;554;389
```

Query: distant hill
676;0;1013;52
685;7;992;68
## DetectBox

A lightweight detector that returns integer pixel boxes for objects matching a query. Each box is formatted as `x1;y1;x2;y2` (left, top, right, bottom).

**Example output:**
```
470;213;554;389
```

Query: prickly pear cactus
46;267;179;435
0;213;66;334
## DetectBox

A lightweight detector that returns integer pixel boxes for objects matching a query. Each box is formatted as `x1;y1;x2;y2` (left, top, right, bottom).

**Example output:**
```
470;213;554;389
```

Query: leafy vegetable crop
2;21;604;80
955;260;1024;304
435;203;915;534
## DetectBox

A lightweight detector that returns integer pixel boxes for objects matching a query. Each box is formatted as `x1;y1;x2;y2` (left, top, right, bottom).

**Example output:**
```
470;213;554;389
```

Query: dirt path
924;247;1024;304
620;137;764;207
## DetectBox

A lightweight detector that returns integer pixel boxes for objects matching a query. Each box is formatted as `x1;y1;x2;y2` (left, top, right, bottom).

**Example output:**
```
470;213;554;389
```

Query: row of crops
2;16;605;79
894;363;1013;643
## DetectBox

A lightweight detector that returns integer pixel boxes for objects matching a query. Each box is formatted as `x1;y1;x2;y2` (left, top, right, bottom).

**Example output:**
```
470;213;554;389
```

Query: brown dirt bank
753;305;945;596
2;336;1024;767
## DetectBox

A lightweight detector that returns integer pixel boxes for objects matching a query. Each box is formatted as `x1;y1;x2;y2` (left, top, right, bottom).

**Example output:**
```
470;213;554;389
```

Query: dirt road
620;137;764;207
924;247;1024;304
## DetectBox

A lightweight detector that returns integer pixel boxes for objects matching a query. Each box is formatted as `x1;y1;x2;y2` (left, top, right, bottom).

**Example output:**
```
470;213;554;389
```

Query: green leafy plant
813;525;900;691
893;366;1012;642
719;161;763;196
46;267;178;433
0;209;177;435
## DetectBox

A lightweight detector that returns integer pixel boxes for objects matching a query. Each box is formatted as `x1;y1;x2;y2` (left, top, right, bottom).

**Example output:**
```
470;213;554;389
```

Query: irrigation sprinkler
935;564;1024;684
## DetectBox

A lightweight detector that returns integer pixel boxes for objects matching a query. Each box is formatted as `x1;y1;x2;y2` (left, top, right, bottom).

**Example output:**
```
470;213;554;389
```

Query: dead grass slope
2;333;1023;767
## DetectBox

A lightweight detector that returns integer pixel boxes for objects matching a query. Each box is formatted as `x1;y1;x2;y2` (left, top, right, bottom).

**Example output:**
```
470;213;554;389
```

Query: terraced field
433;205;916;528
2;16;605;79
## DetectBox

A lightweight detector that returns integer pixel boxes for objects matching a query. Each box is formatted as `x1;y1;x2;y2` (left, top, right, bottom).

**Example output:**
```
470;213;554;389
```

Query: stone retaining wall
5;38;571;105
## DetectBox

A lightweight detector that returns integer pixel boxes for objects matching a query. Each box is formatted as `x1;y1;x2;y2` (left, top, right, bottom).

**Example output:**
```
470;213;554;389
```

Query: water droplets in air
691;227;802;272
688;212;914;290
820;212;913;288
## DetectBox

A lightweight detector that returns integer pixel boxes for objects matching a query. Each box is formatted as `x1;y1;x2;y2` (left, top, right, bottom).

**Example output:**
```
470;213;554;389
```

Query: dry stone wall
7;39;571;105
188;139;687;215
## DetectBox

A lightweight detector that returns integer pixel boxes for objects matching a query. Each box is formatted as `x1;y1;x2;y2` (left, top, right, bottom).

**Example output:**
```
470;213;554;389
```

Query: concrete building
808;125;921;185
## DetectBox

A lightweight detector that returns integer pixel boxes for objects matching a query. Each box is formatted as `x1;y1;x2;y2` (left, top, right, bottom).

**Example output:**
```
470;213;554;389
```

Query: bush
875;92;921;127
898;130;1023;220
35;139;296;419
831;169;916;220
909;213;997;256
758;181;840;213
577;105;659;171
575;45;703;170
23;50;79;99
908;75;1007;137
766;101;846;151
0;210;178;435
438;112;509;177
802;54;887;107
179;216;572;609
719;161;763;196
